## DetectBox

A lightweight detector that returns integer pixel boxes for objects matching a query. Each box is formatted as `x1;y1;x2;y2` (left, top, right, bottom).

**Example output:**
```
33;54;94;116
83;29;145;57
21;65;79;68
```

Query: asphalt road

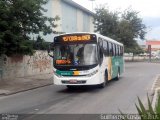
0;62;160;116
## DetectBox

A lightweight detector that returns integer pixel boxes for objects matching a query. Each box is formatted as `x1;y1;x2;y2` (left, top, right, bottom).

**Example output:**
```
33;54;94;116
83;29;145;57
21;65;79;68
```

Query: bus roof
54;32;124;46
95;33;124;46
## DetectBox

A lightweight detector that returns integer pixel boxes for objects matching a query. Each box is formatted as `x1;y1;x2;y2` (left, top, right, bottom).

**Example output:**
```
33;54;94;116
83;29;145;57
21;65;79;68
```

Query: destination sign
56;60;71;65
54;34;97;44
62;35;91;42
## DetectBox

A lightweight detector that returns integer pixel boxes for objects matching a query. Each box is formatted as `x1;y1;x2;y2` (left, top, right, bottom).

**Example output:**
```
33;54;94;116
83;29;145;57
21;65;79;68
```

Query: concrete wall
83;12;90;32
43;0;95;42
50;0;94;32
52;0;62;33
90;17;94;32
0;51;52;80
61;1;77;32
77;10;83;32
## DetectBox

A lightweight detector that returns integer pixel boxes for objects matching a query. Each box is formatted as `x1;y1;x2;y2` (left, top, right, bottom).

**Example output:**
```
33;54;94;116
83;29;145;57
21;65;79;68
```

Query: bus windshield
54;43;98;66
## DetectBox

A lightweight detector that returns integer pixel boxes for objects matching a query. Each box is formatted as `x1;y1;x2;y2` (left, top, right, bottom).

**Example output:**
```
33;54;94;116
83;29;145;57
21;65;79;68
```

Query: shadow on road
57;85;99;93
56;78;119;94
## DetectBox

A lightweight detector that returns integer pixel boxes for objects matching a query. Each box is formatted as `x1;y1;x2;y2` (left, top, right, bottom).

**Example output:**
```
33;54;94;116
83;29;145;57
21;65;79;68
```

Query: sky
73;0;160;42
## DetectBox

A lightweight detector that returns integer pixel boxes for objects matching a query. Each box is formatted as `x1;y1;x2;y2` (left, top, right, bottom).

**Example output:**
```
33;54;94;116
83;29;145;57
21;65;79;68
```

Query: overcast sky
73;0;160;41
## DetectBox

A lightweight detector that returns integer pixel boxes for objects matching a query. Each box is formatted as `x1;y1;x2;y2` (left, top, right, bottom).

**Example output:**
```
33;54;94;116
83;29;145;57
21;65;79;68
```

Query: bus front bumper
53;72;102;85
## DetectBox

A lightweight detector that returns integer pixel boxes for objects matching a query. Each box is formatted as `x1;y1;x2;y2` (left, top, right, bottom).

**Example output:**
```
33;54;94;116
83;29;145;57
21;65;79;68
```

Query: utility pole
148;45;151;62
89;0;95;11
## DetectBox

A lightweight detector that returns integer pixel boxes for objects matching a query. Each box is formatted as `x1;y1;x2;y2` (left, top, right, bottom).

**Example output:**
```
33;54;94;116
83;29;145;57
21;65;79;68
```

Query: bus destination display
54;34;96;44
63;35;90;42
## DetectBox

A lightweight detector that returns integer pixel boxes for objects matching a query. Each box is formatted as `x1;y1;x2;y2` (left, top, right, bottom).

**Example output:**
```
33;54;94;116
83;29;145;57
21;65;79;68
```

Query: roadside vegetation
0;0;59;56
94;5;147;56
135;95;160;119
120;95;160;120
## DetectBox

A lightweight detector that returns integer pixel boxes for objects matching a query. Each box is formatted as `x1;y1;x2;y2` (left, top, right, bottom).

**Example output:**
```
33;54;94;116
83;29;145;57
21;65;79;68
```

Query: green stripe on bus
111;56;124;78
56;70;73;76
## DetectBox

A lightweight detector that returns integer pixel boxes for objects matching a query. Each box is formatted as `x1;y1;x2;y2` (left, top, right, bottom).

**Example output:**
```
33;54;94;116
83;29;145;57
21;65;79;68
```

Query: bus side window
103;40;108;56
99;47;103;65
119;46;121;56
120;46;122;56
122;46;124;55
115;44;117;56
106;41;109;56
98;38;103;48
109;42;113;56
117;45;120;56
112;44;115;56
120;46;124;56
116;45;119;56
98;38;103;65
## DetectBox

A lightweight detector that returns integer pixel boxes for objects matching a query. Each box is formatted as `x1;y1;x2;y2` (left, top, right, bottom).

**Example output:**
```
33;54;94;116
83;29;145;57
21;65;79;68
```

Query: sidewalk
0;73;53;96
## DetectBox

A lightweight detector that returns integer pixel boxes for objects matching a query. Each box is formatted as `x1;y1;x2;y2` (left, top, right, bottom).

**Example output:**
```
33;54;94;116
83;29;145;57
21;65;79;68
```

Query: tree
94;7;119;40
0;0;59;56
94;7;146;54
33;35;50;50
118;8;146;53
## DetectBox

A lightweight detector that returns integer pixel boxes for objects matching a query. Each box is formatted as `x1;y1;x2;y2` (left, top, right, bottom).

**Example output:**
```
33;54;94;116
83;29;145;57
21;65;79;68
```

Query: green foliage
120;9;146;40
0;0;59;56
33;36;50;50
135;95;160;120
156;94;160;114
94;6;146;54
120;95;160;120
125;41;144;55
94;7;119;39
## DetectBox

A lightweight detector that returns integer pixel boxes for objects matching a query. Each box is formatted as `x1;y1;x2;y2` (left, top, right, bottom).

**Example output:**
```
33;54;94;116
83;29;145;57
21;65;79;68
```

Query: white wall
51;0;95;33
89;17;94;32
44;0;95;42
77;10;83;32
52;0;62;33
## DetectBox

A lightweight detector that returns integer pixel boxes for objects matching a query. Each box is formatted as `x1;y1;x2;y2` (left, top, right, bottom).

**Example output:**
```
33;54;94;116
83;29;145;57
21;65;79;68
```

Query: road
0;62;160;116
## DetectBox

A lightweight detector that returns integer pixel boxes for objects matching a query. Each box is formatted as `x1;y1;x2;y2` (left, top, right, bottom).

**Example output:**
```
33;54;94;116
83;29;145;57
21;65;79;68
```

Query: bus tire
99;71;108;88
115;67;120;80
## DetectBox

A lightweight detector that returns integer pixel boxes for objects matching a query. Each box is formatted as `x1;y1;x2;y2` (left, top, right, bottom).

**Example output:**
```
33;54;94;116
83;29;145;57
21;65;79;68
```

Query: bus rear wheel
115;68;120;80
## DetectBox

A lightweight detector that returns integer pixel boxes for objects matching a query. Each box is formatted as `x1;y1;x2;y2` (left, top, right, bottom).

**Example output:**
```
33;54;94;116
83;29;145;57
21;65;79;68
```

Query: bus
48;32;124;89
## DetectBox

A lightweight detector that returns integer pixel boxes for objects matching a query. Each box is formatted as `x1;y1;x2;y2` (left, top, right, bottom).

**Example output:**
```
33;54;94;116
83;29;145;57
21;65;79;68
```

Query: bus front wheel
99;72;108;88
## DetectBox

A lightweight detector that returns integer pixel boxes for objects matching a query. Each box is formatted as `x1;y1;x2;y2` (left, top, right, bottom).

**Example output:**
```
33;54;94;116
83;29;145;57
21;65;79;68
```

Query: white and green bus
49;32;124;88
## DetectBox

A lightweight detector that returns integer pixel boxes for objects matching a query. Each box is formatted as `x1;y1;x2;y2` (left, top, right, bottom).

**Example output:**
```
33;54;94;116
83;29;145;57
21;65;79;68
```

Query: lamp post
89;0;95;11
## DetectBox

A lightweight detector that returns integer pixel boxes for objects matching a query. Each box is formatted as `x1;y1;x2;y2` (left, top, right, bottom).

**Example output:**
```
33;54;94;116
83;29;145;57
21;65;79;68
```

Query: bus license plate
69;80;77;84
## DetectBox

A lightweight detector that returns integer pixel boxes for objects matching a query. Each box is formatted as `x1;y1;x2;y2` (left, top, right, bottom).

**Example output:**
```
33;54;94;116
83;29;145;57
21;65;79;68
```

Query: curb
0;83;53;96
151;74;160;110
152;88;160;110
151;74;160;93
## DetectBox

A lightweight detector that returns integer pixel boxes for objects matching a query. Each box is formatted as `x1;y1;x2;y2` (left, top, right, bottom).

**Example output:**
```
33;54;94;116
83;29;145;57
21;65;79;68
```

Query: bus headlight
87;70;98;77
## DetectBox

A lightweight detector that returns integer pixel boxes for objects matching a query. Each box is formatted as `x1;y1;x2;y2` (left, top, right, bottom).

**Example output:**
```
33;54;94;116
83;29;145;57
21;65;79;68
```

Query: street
0;62;160;115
